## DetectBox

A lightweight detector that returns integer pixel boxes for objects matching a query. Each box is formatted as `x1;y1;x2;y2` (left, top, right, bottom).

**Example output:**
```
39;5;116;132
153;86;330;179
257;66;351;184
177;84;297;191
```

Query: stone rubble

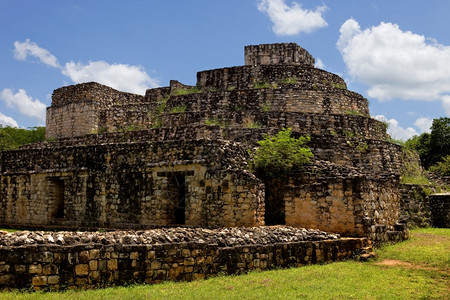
0;226;339;247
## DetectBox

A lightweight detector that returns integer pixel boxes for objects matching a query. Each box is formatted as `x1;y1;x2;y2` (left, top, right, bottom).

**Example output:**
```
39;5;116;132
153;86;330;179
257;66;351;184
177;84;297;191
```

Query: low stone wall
429;194;450;228
399;184;433;227
0;227;368;291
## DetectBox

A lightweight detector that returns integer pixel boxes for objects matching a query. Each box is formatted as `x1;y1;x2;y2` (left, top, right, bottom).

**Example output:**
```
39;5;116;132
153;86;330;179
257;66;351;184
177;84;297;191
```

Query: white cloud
0;89;46;122
442;96;450;116
337;19;450;114
314;58;325;69
14;39;60;68
374;115;418;141
0;112;19;127
12;39;159;95
414;117;432;133
257;0;328;36
62;61;159;95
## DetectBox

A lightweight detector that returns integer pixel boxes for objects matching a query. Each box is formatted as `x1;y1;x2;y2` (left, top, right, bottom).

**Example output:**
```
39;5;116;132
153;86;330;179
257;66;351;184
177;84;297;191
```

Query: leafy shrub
249;128;313;176
429;155;450;176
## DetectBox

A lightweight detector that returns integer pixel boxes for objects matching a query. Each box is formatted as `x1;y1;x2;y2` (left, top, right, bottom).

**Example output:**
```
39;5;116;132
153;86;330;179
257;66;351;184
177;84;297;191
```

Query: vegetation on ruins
279;76;298;84
170;104;187;114
0;125;45;150
4;228;448;299
331;82;346;89
253;81;277;89
249;128;313;176
204;118;227;127
170;87;202;96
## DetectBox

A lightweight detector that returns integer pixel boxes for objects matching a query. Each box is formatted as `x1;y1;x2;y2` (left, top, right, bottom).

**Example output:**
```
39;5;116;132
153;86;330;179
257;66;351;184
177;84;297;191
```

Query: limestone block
29;264;42;274
107;259;118;270
47;275;60;285
32;275;47;286
75;264;89;276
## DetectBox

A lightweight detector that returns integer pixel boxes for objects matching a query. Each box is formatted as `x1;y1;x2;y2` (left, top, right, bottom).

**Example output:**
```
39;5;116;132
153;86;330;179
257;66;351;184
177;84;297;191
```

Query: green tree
249;128;313;176
0;126;46;151
429;117;450;167
405;117;449;170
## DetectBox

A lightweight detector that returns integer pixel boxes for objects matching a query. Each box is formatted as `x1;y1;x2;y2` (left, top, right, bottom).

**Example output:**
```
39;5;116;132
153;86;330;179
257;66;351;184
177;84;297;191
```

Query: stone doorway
48;177;65;219
168;174;186;225
158;170;194;225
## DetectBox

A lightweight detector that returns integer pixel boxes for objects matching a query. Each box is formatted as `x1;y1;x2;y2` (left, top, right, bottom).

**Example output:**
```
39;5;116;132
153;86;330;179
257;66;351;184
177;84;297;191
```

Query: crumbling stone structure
1;43;413;241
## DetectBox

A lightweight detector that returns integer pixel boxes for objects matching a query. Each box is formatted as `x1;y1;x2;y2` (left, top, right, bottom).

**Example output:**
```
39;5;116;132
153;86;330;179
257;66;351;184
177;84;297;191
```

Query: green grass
377;227;449;268
2;228;449;299
170;104;187;113
171;87;202;96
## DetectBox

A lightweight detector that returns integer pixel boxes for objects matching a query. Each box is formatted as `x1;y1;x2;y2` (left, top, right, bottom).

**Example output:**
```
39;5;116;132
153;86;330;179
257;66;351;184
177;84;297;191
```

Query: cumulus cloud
0;89;46;122
62;61;158;95
414;117;433;133
442;96;450;116
337;19;450;115
0;112;19;127
257;0;328;36
13;39;159;95
374;115;418;141
14;39;60;68
314;58;325;69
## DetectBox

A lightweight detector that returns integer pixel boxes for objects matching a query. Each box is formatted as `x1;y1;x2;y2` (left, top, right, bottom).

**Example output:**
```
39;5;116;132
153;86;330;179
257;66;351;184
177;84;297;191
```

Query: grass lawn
1;228;449;300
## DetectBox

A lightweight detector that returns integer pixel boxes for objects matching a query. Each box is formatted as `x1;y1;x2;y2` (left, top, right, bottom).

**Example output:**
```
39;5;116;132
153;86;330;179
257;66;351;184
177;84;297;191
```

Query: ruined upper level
45;43;372;140
244;43;315;66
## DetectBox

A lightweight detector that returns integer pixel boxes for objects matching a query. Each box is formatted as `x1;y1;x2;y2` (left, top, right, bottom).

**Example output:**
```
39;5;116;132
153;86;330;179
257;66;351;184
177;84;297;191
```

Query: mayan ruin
0;43;448;290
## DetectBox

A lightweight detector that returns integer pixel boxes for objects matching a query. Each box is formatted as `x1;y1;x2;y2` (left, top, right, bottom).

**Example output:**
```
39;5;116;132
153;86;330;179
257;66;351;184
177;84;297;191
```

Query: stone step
359;252;378;262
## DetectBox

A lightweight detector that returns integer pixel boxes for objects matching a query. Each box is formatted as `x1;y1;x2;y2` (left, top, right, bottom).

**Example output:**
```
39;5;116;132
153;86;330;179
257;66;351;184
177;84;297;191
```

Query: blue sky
1;0;449;140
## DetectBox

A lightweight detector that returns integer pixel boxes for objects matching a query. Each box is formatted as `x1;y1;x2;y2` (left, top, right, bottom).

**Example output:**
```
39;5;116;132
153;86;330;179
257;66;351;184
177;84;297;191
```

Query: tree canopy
405;117;450;176
0;126;46;151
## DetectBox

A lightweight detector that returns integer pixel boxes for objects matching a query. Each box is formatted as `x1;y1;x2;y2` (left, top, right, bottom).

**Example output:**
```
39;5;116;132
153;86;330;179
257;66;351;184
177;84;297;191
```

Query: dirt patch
375;259;449;276
375;259;415;268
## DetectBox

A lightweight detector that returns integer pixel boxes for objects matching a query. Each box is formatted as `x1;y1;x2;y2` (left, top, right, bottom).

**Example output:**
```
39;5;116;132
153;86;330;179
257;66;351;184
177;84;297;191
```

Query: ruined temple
0;43;413;242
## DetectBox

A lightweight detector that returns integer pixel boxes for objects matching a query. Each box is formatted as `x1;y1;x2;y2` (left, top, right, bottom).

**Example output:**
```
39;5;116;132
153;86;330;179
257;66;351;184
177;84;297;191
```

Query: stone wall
399;184;433;227
47;82;147;139
197;65;346;92
0;140;264;229
161;112;385;140
259;162;407;242
51;82;147;107
244;43;315;66
429;194;450;228
46;101;99;139
165;88;368;120
0;227;368;291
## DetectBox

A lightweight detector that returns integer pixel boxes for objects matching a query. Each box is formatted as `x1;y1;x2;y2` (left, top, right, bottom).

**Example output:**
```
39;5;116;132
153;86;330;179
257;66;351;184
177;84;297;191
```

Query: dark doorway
49;178;65;219
167;174;186;225
263;178;286;225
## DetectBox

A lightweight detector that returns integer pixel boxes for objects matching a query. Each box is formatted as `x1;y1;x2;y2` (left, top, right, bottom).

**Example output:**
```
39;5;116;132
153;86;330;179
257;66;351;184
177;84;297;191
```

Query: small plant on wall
249;128;313;176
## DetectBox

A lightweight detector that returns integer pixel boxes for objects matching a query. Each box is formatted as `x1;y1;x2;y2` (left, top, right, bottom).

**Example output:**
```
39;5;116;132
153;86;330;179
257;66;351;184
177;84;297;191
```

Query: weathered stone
32;275;47;286
29;264;42;274
107;259;118;270
74;264;89;276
